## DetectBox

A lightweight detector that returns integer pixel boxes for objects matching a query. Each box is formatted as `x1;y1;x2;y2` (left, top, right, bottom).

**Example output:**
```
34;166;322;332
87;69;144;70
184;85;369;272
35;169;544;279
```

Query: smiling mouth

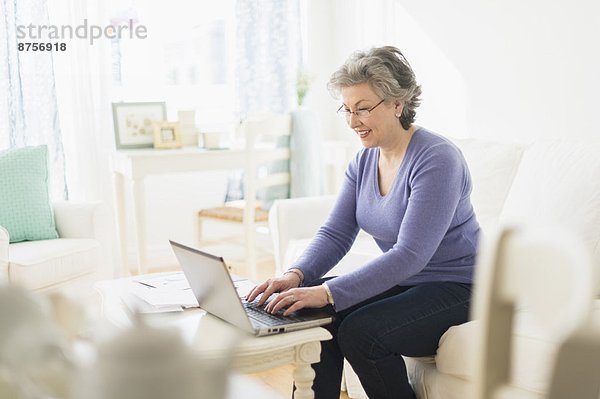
356;129;371;139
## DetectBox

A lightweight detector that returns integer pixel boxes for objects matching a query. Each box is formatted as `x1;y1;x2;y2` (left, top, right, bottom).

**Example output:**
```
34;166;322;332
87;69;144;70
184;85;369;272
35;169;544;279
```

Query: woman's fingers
282;298;305;316
247;280;283;304
267;286;329;314
257;285;274;306
246;274;301;304
246;280;269;302
257;280;286;306
266;290;296;314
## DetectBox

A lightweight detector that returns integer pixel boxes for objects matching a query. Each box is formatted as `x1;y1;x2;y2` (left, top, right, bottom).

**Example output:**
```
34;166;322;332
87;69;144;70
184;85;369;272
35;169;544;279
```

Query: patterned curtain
229;0;300;205
235;0;301;116
0;0;67;199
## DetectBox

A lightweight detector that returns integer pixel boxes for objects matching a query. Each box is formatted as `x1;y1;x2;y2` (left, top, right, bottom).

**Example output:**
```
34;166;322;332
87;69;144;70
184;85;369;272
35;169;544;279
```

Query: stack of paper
126;272;199;313
124;272;259;314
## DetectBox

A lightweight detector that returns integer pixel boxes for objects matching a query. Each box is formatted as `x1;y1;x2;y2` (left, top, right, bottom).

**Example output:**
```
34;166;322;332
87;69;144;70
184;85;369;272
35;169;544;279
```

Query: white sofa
269;137;600;398
0;201;108;295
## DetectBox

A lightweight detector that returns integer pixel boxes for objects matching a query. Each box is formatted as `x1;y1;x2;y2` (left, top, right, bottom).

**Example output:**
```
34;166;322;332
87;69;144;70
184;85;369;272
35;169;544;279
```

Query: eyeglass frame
337;98;385;120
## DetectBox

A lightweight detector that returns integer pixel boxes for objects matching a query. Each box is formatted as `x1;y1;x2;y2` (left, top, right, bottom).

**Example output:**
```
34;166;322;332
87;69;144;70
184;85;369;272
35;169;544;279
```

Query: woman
247;46;480;399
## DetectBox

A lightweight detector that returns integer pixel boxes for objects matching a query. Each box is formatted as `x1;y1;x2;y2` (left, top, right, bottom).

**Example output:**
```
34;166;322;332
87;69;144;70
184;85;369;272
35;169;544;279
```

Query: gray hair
328;46;422;129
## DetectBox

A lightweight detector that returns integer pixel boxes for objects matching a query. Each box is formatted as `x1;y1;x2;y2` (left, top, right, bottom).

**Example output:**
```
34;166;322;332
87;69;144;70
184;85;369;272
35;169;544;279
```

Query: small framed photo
112;102;167;149
153;121;182;149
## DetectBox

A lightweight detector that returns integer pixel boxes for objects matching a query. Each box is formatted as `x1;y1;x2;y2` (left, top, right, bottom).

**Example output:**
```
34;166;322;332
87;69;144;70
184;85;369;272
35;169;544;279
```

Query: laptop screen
170;240;255;333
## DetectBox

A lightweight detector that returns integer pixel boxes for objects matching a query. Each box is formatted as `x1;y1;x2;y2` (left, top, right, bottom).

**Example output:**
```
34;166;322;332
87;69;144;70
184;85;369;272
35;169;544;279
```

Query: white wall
125;0;600;269
307;0;600;144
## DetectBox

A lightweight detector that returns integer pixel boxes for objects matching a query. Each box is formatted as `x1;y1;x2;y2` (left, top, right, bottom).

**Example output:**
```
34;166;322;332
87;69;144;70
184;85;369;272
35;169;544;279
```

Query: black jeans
304;279;472;399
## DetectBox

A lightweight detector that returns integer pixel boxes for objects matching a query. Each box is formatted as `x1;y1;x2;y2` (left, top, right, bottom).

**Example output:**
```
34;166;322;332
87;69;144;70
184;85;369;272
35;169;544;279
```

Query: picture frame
153;121;182;149
112;102;167;149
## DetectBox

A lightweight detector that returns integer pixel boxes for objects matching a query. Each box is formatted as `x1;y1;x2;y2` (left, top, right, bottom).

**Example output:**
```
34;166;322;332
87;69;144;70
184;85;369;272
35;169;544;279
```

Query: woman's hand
246;272;301;306
264;286;329;316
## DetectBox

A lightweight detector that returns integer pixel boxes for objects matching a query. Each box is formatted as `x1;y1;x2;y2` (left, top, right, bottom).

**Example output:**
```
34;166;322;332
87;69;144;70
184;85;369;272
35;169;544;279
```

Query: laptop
169;240;333;336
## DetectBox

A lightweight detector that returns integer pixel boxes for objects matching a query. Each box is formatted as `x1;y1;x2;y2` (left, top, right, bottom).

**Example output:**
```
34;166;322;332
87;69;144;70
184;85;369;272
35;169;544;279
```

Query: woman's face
340;83;403;149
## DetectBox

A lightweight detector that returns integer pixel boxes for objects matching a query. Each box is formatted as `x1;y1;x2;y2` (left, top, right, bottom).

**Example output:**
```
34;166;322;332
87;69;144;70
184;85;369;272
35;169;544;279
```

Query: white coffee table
95;277;332;399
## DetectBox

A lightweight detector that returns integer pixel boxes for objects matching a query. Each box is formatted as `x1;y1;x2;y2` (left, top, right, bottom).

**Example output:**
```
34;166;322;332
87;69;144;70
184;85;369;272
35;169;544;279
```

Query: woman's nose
348;113;361;128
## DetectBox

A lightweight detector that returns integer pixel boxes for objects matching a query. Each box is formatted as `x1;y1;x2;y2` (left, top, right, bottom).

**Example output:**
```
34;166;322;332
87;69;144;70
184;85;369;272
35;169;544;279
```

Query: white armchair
0;201;108;294
268;137;600;398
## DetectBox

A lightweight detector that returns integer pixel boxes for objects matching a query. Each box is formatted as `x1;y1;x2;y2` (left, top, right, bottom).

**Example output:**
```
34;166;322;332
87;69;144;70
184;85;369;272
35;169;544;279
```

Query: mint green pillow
0;145;59;243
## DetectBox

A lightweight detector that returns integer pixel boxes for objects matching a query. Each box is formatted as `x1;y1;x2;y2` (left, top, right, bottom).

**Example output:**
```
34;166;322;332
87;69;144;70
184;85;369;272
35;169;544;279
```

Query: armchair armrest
54;201;117;280
1;202;111;283
269;195;336;272
0;226;8;282
53;201;106;239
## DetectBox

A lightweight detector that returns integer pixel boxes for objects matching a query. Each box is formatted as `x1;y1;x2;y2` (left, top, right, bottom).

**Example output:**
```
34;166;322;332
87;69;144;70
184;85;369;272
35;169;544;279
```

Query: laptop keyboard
243;300;313;326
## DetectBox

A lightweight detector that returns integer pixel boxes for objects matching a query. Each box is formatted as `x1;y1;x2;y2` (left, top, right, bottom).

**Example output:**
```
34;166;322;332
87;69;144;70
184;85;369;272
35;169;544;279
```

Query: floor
249;364;351;399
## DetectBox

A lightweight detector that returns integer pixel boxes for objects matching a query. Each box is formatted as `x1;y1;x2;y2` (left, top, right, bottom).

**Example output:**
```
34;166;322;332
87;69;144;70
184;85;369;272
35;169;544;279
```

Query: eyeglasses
337;99;385;120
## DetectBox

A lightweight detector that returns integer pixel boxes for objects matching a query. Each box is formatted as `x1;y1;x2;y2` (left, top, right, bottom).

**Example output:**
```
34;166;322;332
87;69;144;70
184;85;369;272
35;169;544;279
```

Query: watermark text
16;19;147;46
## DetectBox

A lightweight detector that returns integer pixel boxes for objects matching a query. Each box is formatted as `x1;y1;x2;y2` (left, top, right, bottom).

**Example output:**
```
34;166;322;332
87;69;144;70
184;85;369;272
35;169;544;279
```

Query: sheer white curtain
49;0;114;202
0;0;67;199
49;0;119;276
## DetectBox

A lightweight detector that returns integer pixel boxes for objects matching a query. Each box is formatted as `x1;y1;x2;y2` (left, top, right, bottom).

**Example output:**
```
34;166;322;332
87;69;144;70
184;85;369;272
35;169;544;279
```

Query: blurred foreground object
79;315;231;399
473;226;598;399
0;284;73;399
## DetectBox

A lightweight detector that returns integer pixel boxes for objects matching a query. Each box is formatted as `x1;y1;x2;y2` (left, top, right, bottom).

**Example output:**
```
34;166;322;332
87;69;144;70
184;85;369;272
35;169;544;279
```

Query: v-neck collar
374;128;419;198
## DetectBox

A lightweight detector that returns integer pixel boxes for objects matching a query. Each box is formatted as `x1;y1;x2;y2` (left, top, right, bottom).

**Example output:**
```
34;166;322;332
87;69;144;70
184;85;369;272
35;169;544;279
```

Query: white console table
113;147;249;275
113;143;352;276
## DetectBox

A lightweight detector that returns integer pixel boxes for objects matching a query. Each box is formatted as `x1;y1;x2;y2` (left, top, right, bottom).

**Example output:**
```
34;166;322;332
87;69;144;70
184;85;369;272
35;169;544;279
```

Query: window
108;0;236;131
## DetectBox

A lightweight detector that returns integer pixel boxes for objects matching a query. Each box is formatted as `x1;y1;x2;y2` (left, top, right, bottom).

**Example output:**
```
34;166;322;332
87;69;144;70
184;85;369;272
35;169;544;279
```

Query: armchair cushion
8;238;99;290
435;316;556;394
0;145;58;243
1;201;104;290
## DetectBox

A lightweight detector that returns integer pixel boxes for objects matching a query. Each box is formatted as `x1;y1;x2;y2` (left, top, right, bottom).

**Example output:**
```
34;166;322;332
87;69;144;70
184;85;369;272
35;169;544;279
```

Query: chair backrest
472;226;597;399
241;113;292;224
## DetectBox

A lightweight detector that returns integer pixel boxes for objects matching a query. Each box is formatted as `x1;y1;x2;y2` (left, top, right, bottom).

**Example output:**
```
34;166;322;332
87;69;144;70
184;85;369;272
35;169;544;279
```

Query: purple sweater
293;128;480;311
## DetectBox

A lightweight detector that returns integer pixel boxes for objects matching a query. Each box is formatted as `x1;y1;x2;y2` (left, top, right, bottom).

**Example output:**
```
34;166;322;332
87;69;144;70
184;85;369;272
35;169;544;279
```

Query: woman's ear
395;101;404;118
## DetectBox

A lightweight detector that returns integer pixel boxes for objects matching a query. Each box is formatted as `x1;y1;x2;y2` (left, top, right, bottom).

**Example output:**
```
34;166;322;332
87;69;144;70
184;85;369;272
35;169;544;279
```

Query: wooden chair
472;226;597;399
198;113;292;280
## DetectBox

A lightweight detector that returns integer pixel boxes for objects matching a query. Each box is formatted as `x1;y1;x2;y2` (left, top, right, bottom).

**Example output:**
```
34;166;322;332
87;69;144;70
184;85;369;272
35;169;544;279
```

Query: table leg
113;172;130;276
293;341;321;399
130;177;148;275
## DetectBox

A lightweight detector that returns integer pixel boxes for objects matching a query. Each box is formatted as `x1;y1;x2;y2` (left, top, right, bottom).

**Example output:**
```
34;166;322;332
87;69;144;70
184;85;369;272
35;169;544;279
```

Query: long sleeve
292;155;362;283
